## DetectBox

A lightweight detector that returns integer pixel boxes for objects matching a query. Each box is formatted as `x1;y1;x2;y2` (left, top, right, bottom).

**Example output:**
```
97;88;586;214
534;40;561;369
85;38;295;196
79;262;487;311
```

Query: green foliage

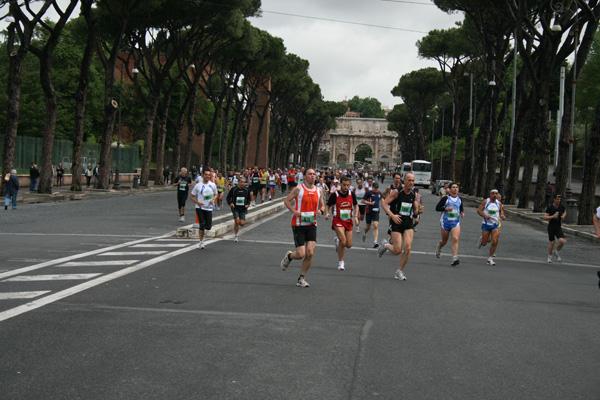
354;144;373;162
347;96;385;118
577;31;600;123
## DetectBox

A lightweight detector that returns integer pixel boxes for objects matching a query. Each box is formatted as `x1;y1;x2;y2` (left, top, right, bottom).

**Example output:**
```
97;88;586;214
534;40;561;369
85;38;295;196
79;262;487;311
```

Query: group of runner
170;165;598;289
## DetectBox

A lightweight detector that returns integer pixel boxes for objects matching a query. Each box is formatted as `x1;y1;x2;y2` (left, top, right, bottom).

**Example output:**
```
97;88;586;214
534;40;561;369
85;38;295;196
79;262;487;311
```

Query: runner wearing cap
477;189;506;265
543;194;566;263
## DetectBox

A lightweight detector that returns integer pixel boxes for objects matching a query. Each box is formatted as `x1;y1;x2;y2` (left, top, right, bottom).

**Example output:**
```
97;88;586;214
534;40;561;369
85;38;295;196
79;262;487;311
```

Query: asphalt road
0;186;598;399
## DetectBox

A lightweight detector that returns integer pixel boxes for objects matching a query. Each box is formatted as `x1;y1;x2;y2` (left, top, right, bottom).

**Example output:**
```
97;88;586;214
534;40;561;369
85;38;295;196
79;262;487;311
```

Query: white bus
410;160;432;187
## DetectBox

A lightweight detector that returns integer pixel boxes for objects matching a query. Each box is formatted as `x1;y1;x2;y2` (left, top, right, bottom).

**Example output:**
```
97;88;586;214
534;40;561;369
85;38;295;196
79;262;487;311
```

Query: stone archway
354;144;373;166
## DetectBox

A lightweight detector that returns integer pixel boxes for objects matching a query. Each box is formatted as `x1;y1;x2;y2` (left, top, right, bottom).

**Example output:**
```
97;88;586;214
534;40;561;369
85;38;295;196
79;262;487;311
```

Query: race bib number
448;212;458;220
252;177;259;183
218;186;224;191
488;209;497;215
340;210;351;220
300;211;315;224
400;202;412;216
357;197;363;202
203;194;213;201
179;183;187;191
235;197;245;206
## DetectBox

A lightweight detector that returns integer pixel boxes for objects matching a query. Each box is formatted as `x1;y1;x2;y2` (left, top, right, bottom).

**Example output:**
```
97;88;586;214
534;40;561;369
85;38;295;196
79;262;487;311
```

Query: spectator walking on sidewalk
4;169;19;210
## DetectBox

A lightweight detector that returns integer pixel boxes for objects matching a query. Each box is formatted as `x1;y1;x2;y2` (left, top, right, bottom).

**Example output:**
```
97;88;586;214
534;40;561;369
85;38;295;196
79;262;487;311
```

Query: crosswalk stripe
4;274;102;282
57;260;139;267
99;251;167;256
130;243;189;248
0;291;51;300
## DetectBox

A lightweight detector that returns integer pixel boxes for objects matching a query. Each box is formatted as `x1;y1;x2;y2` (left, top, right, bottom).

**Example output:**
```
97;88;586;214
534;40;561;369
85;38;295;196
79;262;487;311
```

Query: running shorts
366;211;380;224
482;223;499;232
292;225;317;247
196;209;213;231
232;208;247;221
177;191;188;208
441;220;460;231
547;225;565;242
358;205;366;215
332;216;353;231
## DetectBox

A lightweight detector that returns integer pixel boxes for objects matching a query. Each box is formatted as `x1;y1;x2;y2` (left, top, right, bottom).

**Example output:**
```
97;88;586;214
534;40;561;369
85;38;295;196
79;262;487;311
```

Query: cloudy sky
248;0;464;108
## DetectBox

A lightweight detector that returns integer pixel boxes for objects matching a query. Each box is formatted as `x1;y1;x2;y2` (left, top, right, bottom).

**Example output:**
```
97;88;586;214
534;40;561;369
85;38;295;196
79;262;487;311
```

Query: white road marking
4;274;102;282
0;242;205;322
0;235;170;281
99;251;167;256
57;260;139;267
0;291;51;300
130;243;189;248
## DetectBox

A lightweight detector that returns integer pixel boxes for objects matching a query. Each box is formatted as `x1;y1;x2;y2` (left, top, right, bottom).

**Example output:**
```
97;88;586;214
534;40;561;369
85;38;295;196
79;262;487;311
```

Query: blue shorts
482;223;499;232
366;211;379;224
268;184;277;188
441;220;460;231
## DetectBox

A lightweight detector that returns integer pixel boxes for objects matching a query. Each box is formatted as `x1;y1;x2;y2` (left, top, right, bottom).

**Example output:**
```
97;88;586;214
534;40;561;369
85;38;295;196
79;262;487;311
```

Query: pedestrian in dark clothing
164;165;170;184
56;162;64;186
93;163;99;188
545;181;553;207
29;162;39;192
85;165;93;188
4;169;19;210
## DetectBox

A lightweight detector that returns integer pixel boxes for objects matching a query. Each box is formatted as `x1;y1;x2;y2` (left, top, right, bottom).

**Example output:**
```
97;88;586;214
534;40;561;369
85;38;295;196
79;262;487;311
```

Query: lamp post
113;64;124;190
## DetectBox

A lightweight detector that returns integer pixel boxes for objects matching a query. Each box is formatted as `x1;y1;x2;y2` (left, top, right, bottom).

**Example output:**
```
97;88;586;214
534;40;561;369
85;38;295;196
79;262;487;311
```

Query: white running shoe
547;255;552;263
281;251;292;271
179;216;184;222
378;239;388;257
362;232;367;242
338;261;345;271
234;235;239;243
451;256;460;266
296;277;310;287
435;245;441;258
394;270;407;280
199;242;205;250
553;250;562;261
477;237;482;249
217;206;220;211
487;257;496;266
334;237;339;252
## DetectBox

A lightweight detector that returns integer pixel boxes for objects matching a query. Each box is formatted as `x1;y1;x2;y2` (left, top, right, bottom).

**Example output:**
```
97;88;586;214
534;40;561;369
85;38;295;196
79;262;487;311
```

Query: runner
354;178;367;233
326;176;359;271
259;168;268;203
215;172;227;211
190;169;219;249
382;172;402;199
543;194;566;263
362;181;382;248
477;189;506;265
268;169;277;200
249;166;261;206
594;205;600;289
227;176;251;242
435;182;465;266
377;173;424;280
280;168;326;287
280;170;288;194
173;167;192;222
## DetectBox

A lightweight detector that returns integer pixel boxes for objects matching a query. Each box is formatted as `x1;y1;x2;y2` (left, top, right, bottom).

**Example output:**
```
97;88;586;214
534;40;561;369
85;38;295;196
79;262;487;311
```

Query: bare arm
593;214;600;239
477;200;489;220
284;186;302;217
381;189;401;225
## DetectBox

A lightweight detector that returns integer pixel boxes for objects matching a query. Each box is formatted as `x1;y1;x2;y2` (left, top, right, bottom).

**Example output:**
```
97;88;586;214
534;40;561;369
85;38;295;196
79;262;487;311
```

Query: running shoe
477;237;482;249
362;232;367;242
378;239;388;257
373;242;379;248
451;256;460;266
356;227;360;233
234;235;239;243
394;270;407;280
487;257;496;266
179;216;184;222
435;245;441;258
281;251;292;271
297;277;310;287
334;236;339;252
553;249;562;261
338;261;345;271
199;242;205;250
547;255;552;263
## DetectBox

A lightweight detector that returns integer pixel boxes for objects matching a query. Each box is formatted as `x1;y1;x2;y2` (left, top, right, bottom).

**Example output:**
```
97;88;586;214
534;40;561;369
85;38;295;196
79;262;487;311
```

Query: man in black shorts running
173;167;192;222
543;194;566;263
378;173;424;281
227;177;251;242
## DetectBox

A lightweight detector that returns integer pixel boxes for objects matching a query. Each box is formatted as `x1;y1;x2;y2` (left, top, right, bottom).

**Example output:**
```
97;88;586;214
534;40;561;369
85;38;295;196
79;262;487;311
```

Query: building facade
320;117;399;170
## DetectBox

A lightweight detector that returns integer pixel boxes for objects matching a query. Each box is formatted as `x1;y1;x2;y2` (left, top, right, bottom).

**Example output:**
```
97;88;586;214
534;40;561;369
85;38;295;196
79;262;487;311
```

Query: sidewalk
461;194;599;244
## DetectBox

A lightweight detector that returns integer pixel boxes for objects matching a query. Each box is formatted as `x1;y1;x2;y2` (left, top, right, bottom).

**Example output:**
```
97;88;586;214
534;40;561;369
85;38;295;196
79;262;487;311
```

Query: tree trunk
220;94;234;168
97;68;118;190
184;87;198;170
2;52;25;176
555;82;571;198
154;92;172;186
485;91;500;194
37;56;58;194
460;123;474;194
71;0;95;192
578;103;600;225
140;96;160;186
517;119;537;208
533;92;552;212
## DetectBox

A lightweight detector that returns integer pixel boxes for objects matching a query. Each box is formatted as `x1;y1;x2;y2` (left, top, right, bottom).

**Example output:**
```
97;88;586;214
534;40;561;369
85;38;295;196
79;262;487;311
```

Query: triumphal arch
322;117;399;170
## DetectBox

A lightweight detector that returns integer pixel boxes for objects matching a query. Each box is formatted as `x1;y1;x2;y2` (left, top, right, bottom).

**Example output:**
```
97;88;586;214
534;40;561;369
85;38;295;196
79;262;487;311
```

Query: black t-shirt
391;189;416;228
546;204;565;229
227;187;251;209
174;176;192;194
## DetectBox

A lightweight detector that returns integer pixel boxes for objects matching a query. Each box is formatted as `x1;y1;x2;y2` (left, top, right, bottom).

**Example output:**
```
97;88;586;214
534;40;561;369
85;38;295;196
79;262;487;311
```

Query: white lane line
57;260;139;267
0;242;206;322
221;209;288;240
99;251;167;256
0;291;51;300
0;232;152;238
0;234;171;281
130;243;189;248
4;274;102;282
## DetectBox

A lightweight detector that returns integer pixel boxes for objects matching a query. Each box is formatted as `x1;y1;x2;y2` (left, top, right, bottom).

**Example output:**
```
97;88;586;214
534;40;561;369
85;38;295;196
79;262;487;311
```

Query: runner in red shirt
325;176;359;271
280;168;326;287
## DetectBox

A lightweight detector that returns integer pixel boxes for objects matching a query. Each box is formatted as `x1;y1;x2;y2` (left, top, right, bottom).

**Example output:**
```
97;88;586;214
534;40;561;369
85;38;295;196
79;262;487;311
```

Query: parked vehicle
431;179;453;195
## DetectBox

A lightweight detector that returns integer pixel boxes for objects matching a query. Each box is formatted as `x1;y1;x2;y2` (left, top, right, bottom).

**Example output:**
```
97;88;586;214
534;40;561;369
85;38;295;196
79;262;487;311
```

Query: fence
0;135;141;174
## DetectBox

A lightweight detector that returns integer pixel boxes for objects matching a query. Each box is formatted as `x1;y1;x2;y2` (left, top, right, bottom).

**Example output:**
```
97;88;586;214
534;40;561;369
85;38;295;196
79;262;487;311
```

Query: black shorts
289;181;297;188
390;222;413;234
250;184;261;195
358;205;366;215
292;225;317;247
548;225;564;242
232;208;247;220
196;209;213;231
177;191;188;208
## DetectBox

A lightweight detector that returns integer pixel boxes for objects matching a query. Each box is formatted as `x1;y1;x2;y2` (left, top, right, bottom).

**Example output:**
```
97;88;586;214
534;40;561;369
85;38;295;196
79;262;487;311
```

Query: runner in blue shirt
434;182;464;266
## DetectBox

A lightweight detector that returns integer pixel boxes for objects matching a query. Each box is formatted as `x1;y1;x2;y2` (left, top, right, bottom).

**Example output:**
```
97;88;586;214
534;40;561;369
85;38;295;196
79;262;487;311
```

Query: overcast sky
248;0;464;108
